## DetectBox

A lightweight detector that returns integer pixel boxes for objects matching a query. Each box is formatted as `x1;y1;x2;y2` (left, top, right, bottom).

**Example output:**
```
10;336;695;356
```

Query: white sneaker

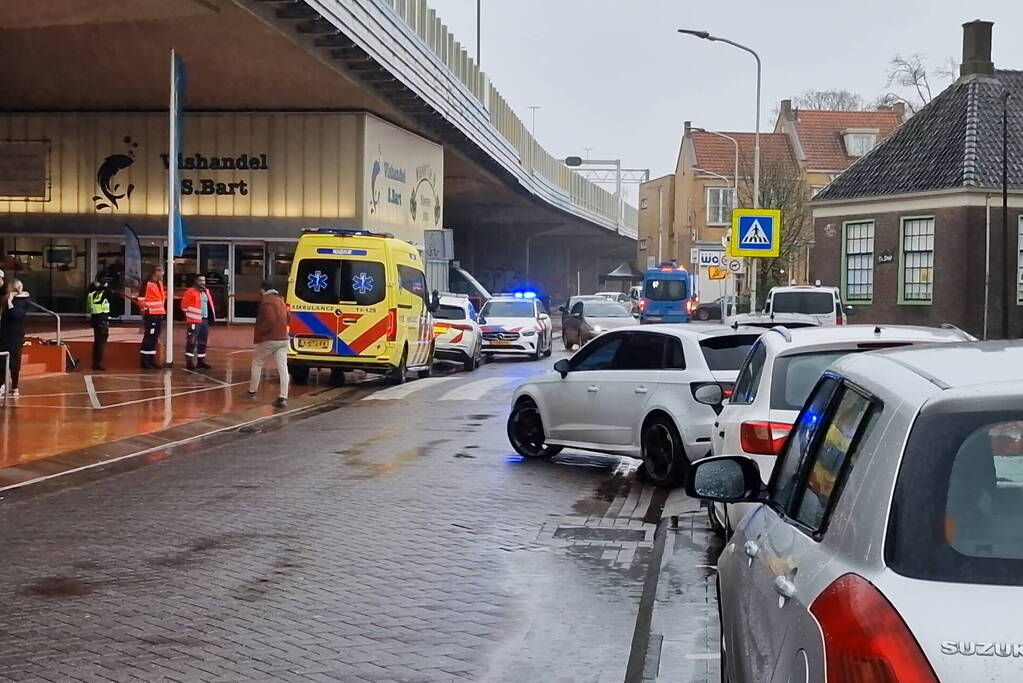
11;389;19;397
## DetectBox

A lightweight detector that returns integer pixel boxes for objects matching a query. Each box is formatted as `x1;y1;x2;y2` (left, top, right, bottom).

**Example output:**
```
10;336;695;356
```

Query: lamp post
565;156;623;228
694;167;739;317
693;130;739;316
678;29;762;312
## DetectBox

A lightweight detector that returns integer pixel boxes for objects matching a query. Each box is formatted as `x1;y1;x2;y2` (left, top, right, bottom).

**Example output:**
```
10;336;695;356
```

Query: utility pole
1002;89;1010;339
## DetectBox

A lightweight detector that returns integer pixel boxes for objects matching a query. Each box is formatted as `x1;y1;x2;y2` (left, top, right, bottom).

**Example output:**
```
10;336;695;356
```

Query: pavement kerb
0;385;354;495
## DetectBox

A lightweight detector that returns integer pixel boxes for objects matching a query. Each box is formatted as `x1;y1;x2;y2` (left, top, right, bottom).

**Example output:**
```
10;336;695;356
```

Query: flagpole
165;48;178;367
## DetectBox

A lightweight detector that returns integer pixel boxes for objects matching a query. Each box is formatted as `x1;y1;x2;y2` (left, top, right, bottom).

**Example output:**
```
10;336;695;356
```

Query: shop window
843;221;874;302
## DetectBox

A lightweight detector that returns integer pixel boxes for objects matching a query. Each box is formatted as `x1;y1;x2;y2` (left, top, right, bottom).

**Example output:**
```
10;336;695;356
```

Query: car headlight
521;329;536;337
591;325;603;333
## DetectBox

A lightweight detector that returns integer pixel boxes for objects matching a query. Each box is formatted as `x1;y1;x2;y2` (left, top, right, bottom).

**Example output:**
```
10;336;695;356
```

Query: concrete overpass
0;0;637;308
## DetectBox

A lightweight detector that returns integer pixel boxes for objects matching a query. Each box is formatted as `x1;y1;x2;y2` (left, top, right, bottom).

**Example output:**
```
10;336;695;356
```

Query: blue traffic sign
729;209;782;258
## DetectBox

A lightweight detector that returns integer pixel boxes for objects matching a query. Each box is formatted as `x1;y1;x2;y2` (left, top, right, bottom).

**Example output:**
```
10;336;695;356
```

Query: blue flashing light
505;454;525;463
512;291;538;300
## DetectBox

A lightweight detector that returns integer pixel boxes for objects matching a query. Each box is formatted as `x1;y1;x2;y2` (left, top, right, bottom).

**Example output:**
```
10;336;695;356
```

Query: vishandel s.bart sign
160;152;270;196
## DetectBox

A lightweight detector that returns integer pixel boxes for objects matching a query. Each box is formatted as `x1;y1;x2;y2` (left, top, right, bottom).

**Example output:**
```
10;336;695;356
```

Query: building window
639;237;649;250
640;197;649;210
844;133;876;157
843;221;874;302
706;186;733;225
901;217;935;303
1017;217;1023;304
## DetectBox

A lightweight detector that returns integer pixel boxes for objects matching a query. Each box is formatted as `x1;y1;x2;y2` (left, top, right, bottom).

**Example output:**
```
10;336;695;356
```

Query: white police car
479;292;553;361
432;293;483;372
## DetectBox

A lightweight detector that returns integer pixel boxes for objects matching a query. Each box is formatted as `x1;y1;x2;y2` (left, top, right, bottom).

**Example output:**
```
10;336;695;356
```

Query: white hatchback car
506;325;762;487
479;294;553;360
687;341;1023;683
432;294;483;372
700;324;974;535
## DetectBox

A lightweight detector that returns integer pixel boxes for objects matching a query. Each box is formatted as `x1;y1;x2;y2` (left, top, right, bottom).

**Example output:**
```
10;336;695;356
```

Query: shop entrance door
232;243;265;322
197;242;230;322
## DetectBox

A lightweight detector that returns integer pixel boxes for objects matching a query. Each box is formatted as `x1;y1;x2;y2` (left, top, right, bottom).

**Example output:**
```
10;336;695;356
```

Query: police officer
181;274;215;370
137;266;167;369
87;280;111;371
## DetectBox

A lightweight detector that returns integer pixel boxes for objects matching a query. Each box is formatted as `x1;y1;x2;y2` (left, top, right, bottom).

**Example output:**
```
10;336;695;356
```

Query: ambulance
286;229;439;385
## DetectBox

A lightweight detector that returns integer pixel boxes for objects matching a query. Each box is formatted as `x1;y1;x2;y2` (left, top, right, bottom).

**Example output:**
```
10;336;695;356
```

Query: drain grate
553;526;647;542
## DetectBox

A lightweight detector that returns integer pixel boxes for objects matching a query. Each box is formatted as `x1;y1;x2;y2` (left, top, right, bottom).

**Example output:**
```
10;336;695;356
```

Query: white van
763;285;848;326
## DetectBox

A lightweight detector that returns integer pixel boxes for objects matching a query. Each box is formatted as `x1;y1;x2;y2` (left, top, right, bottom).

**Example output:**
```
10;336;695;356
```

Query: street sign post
720;256;746;274
708;265;726;280
728;209;781;258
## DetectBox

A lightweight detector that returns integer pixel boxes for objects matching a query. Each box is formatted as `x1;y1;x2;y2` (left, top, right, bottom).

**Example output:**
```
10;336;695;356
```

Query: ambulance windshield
296;259;386;306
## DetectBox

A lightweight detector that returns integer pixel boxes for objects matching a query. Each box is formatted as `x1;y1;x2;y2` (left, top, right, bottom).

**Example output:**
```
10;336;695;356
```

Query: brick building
811;21;1023;338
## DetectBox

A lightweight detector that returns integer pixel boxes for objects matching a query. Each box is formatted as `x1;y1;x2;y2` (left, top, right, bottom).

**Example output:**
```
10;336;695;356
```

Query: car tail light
639;298;649;312
739;421;792;455
837;315;845;325
386;308;398;341
810;574;938;683
686;298;698;314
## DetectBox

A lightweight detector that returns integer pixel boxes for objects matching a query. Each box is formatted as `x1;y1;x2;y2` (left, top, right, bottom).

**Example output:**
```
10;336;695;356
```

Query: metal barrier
29;301;61;345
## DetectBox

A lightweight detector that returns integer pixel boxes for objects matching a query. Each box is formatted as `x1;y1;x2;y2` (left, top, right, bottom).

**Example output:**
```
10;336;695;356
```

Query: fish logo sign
93;136;138;211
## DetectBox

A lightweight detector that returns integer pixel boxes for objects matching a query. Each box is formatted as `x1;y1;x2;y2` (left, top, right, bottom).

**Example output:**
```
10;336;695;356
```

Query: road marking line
98;382;248;409
83;375;102;409
183;368;231;387
361;376;458;401
437;377;511;401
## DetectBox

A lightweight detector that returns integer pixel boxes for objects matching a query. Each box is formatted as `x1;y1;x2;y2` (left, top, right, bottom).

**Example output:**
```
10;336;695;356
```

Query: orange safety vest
139;280;167;316
181;287;216;324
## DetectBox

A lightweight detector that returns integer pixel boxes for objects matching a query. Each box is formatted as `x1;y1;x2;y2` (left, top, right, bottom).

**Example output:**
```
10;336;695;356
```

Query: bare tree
791;89;864;111
878;54;958;115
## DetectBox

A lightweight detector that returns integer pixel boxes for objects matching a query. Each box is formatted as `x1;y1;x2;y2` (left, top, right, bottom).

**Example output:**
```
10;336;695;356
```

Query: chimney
779;99;793;120
684;120;692;136
960;20;994;77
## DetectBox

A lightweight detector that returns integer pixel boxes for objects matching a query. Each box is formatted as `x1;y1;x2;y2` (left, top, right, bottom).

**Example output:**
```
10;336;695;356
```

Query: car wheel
697;308;711;321
543;335;552;357
289;364;310;385
530;342;542;361
507;399;563;459
640;414;688;488
388;348;407;385
463;354;477;372
328;368;346;386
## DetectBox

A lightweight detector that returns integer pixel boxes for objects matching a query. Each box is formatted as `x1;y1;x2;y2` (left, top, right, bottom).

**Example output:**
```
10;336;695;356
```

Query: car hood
481;317;537;332
586;316;634;329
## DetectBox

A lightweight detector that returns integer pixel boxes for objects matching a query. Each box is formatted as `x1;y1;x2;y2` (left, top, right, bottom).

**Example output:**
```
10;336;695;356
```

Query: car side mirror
684;455;765;503
844;305;854;315
558;305;567;313
539;313;550;321
427;289;440;313
478;315;487;325
553;358;571;378
693;383;724;407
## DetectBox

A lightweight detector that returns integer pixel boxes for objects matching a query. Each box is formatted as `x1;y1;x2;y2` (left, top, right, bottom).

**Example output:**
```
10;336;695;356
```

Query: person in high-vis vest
87;280;111;371
181;274;215;370
137;266;166;369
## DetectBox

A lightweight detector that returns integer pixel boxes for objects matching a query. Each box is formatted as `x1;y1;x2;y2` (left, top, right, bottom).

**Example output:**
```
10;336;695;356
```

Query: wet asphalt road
0;349;719;682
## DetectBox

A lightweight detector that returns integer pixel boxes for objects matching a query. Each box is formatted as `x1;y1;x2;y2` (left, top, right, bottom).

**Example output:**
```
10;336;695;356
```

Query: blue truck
638;263;695;324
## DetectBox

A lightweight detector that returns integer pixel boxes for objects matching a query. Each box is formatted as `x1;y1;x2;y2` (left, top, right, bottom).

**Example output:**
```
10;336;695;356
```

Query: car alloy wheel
698;309;711;321
507;400;563;459
388;348;407;385
641;415;687;487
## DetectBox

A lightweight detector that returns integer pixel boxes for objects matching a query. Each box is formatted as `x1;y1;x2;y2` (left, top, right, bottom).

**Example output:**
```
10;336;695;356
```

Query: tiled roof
691;131;796;178
791;109;903;171
816;70;1023;201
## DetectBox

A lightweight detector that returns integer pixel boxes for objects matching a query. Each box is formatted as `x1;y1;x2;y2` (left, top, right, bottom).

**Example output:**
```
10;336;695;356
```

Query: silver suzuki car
687;342;1023;682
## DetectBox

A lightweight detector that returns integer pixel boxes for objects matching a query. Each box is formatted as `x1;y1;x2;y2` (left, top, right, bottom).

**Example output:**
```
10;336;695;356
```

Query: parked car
686;341;1023;683
695;324;975;536
559;294;605;329
506;324;762;487
694;295;737;321
763;285;850;326
479;292;553;361
432;293;483;372
560;299;634;350
594;291;630;305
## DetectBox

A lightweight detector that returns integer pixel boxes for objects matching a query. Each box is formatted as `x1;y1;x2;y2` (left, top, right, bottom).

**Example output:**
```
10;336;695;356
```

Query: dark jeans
91;314;109;368
1;339;23;390
185;321;210;362
141;314;164;363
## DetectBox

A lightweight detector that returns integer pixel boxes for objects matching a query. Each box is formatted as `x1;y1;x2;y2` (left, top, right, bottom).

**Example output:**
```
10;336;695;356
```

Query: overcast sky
427;0;1023;200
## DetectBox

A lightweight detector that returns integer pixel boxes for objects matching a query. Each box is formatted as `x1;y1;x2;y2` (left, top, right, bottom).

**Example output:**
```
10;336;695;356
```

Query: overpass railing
384;0;636;236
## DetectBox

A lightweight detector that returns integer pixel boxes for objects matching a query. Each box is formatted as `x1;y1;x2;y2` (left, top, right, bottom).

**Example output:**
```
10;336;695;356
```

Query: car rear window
583;301;631;317
887;411;1023;586
771;350;852;411
295;258;386;306
699;334;760;371
434;304;466;320
645;278;687;301
771;292;834;315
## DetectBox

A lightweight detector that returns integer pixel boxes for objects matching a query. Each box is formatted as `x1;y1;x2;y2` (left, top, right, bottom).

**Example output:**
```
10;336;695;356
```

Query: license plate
298;337;332;351
647;315;662;321
494;339;511;346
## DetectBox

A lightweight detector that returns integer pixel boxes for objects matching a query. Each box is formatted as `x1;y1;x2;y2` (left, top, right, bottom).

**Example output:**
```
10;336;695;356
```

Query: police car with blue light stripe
478;291;553;361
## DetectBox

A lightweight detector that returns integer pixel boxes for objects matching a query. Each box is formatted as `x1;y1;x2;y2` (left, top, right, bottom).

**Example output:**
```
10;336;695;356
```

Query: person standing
87;280;111;371
246;281;290;409
137;266;166;369
181;275;215;370
0;279;31;397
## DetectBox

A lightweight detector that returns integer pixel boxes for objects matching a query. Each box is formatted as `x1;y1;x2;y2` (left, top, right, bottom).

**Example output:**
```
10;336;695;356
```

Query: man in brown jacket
246;281;291;408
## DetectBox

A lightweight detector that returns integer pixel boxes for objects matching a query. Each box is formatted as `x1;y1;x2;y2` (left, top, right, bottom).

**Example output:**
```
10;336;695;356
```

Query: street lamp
694;167;739;317
678;28;762;311
565;156;623;228
692;128;739;210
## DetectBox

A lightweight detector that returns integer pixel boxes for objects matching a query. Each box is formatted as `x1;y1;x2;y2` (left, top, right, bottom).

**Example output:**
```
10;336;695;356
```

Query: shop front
0;112;444;320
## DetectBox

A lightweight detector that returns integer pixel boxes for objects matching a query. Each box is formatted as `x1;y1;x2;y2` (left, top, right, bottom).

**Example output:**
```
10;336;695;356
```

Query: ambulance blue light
512;290;538;300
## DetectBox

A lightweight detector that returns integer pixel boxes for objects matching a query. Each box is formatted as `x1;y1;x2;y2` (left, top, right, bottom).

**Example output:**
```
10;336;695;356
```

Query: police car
479;292;553;361
432;293;483;372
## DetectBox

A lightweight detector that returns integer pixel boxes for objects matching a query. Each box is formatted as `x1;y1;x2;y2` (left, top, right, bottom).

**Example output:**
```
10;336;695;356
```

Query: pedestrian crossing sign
729;209;781;258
